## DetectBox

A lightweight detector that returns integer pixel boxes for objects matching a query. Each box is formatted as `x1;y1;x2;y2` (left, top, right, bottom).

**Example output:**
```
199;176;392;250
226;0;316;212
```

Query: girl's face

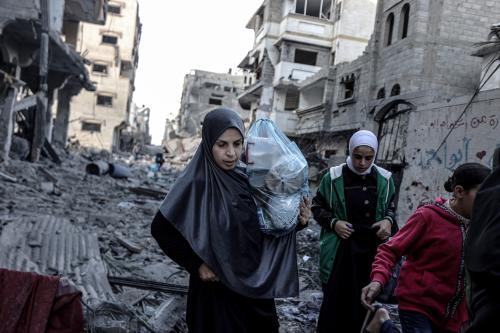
351;145;375;173
212;128;243;171
455;185;480;219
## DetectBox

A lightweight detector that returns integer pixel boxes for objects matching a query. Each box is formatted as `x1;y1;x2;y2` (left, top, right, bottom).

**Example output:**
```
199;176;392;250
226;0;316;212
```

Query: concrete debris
0;170;17;183
0;146;324;332
116;234;143;253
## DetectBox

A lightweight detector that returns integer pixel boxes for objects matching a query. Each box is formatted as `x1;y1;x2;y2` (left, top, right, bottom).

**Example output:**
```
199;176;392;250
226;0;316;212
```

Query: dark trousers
381;320;401;333
398;310;454;333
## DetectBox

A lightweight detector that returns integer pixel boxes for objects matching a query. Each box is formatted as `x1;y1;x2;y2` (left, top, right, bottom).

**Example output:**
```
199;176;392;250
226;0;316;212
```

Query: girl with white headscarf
312;129;397;333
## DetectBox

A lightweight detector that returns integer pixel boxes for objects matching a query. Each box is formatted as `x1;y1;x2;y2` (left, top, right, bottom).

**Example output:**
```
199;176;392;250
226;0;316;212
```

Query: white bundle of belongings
245;118;309;237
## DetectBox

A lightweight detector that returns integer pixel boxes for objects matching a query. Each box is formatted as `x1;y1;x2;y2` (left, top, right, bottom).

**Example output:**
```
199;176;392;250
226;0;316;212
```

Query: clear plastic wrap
245;119;309;237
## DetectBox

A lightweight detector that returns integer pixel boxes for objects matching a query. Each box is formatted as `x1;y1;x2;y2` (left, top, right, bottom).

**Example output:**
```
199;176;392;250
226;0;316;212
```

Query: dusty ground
0;148;325;332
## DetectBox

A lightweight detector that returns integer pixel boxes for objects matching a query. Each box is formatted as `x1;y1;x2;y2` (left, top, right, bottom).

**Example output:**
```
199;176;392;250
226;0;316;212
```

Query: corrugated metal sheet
0;215;115;301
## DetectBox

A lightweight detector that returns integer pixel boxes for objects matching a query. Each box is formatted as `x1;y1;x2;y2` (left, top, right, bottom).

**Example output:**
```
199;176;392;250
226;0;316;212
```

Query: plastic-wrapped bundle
245;119;309;237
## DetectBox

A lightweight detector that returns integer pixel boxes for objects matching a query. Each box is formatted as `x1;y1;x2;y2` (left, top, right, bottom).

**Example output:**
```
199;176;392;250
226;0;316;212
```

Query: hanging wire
433;55;500;155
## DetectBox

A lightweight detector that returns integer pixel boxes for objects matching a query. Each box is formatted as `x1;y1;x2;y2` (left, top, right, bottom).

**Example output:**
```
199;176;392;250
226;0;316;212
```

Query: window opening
108;5;121;15
385;13;394;46
97;94;113;107
377;88;386;99
400;4;410;39
209;98;222;105
92;63;108;74
390;84;401;96
102;35;118;45
294;49;318;66
82;122;101;132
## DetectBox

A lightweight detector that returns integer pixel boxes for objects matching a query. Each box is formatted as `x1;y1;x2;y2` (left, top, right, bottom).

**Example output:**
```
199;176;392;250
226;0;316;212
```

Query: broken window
335;1;342;21
385;13;395;46
120;60;133;78
209;98;222;105
322;0;333;20
284;90;299;111
296;0;332;20
330;51;336;65
108;4;121;15
224;87;231;92
97;94;113;107
377;88;386;99
92;63;108;75
81;121;101;132
294;49;317;66
255;7;264;31
400;4;410;39
102;35;118;45
390;84;401;96
340;75;355;101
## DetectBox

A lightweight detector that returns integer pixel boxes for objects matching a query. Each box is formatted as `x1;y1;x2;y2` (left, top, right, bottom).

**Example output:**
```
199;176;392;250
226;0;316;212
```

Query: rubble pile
0;146;324;332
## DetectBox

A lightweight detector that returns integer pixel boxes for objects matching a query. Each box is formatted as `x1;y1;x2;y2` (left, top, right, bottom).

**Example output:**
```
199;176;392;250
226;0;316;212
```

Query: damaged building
0;0;106;164
238;0;377;136
65;0;142;152
241;0;500;222
175;69;254;137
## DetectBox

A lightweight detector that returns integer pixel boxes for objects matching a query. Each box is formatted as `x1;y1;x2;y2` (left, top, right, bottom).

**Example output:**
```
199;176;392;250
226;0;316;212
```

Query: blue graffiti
418;137;471;171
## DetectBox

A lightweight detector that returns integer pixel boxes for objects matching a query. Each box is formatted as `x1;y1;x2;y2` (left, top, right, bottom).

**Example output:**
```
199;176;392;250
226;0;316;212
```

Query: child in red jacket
361;162;491;333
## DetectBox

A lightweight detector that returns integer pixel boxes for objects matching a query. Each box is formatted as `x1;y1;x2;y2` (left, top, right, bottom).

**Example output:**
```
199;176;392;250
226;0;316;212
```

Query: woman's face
351;145;375;173
212;128;243;171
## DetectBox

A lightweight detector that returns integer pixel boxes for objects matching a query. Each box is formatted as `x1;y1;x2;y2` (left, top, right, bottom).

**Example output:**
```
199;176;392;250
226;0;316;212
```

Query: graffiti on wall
418;137;499;171
427;113;499;131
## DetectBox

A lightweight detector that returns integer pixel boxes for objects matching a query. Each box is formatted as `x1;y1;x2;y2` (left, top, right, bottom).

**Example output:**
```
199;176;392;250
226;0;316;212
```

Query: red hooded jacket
371;198;468;332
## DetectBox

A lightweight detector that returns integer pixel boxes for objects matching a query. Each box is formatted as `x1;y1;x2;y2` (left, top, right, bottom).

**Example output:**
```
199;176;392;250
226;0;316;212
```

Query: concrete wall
397;88;500;223
68;0;140;150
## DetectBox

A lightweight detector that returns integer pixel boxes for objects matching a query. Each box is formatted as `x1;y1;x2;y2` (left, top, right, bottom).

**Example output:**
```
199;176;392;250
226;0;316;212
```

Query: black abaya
151;212;279;333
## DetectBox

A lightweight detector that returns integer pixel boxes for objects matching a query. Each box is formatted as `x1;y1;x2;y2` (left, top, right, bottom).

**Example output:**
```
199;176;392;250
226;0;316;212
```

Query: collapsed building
0;0;106;164
174;69;254;138
239;0;500;222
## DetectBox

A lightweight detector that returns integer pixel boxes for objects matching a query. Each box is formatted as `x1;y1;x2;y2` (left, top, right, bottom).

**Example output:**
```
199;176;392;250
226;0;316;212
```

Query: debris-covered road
0;148;324;332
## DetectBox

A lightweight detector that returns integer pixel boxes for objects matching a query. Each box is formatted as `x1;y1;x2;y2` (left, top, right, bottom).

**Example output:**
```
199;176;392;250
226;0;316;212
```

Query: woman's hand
372;219;392;241
361;281;383;310
334;220;354;239
298;197;312;226
198;263;219;282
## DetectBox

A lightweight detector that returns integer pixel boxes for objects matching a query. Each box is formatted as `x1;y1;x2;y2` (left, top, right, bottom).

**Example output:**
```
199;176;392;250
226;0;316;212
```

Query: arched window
377;88;386;100
390;84;401;96
385;13;395;46
400;4;410;39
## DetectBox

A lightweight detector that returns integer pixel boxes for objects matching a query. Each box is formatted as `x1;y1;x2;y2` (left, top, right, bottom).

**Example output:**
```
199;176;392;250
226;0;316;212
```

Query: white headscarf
346;130;378;175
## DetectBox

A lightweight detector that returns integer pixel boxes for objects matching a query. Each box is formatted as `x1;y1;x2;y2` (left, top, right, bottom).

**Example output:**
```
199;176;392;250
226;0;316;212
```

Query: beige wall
68;0;139;150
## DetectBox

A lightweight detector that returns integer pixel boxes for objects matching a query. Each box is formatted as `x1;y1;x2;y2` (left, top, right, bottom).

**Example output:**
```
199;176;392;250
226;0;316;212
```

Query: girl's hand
361;281;383;310
198;263;219;282
372;219;392;241
299;197;312;226
334;220;354;239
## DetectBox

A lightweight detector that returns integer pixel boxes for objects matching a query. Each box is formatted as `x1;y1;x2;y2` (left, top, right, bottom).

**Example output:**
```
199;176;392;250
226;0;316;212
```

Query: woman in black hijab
464;163;499;333
151;108;310;333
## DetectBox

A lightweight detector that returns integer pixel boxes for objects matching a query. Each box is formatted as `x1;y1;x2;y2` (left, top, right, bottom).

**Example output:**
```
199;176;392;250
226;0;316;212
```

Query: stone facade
296;0;500;222
67;0;141;151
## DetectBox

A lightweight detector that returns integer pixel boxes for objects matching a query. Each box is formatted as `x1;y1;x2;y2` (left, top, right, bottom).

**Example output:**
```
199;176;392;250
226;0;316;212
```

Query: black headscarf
159;108;298;298
465;167;500;276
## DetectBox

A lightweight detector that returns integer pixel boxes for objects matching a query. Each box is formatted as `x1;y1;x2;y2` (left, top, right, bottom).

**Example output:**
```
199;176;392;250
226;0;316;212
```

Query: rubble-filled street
0;147;325;332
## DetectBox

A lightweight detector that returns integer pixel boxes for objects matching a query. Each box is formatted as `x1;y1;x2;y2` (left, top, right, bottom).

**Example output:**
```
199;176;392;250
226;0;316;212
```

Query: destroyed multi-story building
66;0;141;151
175;69;253;137
238;0;377;136
0;0;106;163
241;0;500;222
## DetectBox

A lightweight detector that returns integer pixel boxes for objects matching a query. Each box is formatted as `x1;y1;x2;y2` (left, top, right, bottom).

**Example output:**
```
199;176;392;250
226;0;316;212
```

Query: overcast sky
133;1;263;144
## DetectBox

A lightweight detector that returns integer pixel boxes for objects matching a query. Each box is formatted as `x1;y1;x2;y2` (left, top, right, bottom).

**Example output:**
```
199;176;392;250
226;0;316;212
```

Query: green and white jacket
317;163;396;284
